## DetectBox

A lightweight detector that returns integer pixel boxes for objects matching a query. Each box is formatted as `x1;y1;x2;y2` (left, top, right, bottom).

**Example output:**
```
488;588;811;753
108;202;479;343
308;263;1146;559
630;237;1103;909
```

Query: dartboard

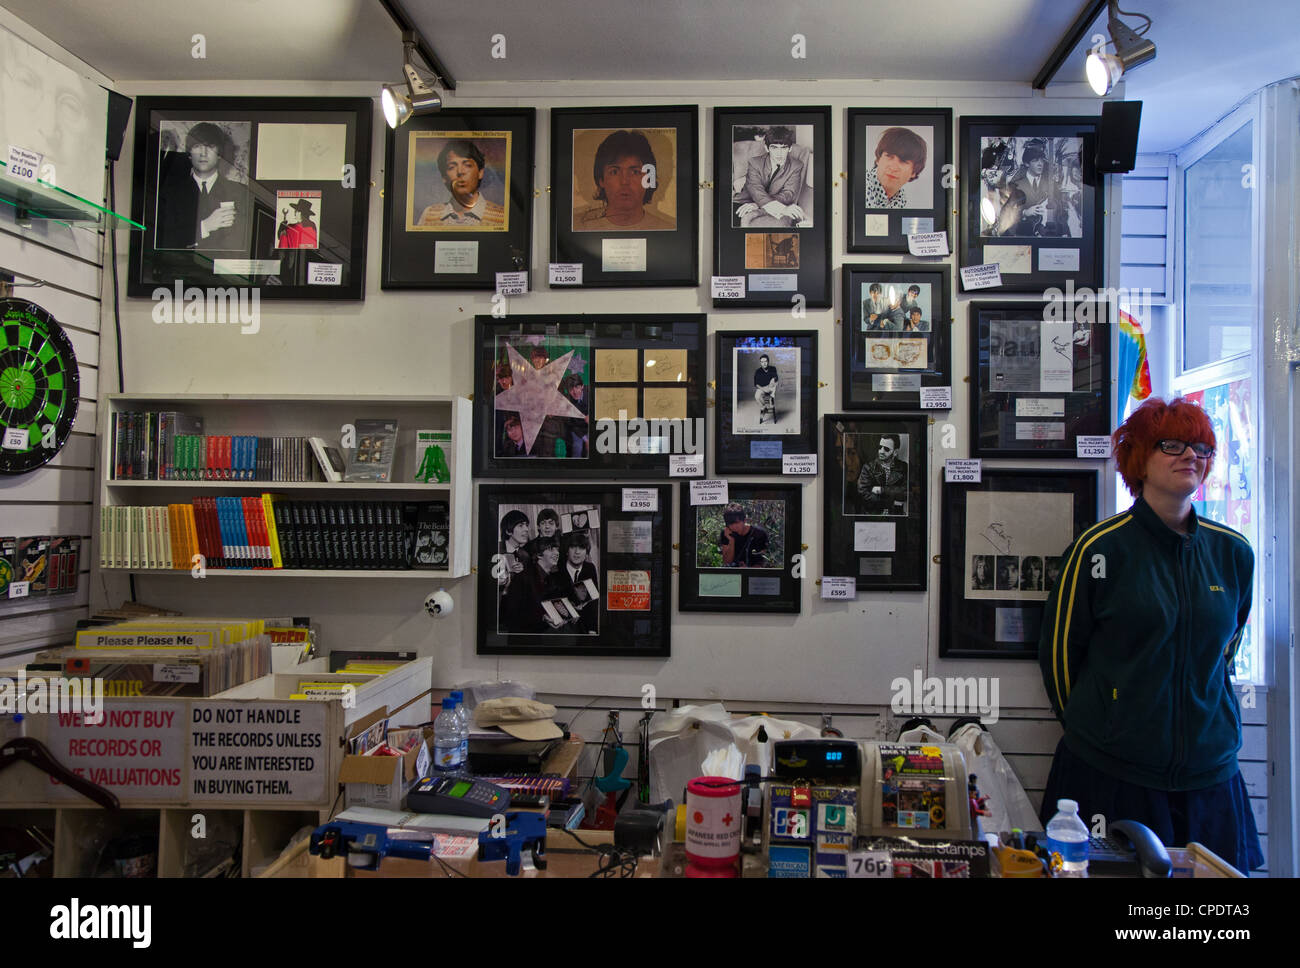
0;298;80;474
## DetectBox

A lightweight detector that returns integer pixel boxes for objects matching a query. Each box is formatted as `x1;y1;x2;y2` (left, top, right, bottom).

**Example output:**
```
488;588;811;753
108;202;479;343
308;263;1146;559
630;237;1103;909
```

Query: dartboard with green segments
0;298;80;474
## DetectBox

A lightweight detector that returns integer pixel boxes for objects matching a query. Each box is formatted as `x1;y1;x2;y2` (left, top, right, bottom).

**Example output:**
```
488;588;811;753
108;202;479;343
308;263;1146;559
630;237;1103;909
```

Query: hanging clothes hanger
0;737;120;810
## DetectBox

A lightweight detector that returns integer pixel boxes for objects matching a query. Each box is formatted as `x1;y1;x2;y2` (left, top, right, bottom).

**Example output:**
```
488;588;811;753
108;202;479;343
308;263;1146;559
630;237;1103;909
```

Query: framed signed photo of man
713;106;831;310
715;331;818;475
678;483;802;614
959;116;1104;293
128;97;372;300
477;484;671;656
550;106;698;288
940;469;1097;658
822;414;927;591
847;108;952;253
381;108;534;289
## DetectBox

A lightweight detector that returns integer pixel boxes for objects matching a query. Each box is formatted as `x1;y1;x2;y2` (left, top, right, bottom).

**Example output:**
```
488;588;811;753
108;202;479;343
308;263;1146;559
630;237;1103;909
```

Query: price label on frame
820;577;855;600
621;488;659;513
548;263;583;286
711;275;746;299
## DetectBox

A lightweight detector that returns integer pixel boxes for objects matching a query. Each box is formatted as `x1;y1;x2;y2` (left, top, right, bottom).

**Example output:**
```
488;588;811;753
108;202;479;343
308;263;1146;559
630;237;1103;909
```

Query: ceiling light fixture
1085;1;1156;96
382;30;442;129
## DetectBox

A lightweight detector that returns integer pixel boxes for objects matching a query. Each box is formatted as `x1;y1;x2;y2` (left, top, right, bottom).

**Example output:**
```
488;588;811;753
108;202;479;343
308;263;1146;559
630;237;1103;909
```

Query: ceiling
5;0;1298;153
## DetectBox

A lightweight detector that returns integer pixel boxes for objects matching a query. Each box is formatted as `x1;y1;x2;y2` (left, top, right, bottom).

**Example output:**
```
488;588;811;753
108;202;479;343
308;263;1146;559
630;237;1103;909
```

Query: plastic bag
950;722;1040;834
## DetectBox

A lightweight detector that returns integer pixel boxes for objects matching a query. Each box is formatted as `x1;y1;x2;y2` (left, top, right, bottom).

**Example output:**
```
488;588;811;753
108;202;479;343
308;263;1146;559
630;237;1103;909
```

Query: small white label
6;145;41;184
689;480;728;506
1016;398;1065;418
711;275;746;299
621;488;659;513
920;386;952;410
434;240;478;274
154;664;202;683
945;459;982;483
549;263;583;286
415;741;431;779
602;238;646;272
8;581;30;599
2;427;29;450
308;262;342;285
906;232;950;257
1076;435;1113;459
747;274;798;291
820;577;856;600
960;263;1002;290
495;271;527;296
669;454;704;477
846;850;892;878
1039;247;1081;272
213;258;281;275
782;454;817;475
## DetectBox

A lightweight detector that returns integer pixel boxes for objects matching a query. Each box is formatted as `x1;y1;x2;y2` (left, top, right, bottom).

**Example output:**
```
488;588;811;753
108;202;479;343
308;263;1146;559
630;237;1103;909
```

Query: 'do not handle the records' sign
0;298;79;474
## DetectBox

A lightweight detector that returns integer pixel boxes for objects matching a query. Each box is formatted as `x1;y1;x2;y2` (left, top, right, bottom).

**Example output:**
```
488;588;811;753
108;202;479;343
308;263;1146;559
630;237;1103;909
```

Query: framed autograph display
678;482;801;614
970;301;1110;458
381;107;534;289
715;330;818;475
549;106;698;288
473;314;706;478
712;106;832;309
939;469;1097;658
959;115;1104;293
127;97;372;300
847;108;952;253
477;484;671;656
822;414;927;591
841;265;951;411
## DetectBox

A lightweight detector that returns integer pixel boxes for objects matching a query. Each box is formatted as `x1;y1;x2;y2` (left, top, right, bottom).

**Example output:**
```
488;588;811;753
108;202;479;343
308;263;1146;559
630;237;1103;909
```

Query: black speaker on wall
104;90;134;162
1096;100;1142;174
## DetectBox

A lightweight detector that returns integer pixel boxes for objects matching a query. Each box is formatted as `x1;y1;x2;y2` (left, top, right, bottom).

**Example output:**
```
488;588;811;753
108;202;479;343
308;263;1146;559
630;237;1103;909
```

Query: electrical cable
1114;5;1153;35
559;827;639;878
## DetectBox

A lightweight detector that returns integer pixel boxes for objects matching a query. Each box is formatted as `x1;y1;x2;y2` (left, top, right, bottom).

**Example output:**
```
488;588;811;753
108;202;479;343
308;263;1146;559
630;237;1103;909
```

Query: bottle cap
442;697;456;710
1057;798;1078;813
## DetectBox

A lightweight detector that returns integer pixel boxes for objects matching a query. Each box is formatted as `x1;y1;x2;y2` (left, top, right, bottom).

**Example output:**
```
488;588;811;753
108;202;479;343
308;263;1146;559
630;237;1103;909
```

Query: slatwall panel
1120;155;1173;302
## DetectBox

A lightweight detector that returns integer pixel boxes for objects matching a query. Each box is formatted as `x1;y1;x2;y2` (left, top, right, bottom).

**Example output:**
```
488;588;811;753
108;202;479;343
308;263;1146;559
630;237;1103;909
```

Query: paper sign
495;271;527;295
960;264;1002;290
8;581;29;599
846;851;893;878
669;454;704;477
6;145;41;184
3;427;29;450
48;702;187;802
621;488;659;512
690;480;729;506
1076;435;1113;459
821;577;856;600
906;232;949;257
945;459;982;483
711;275;746;299
190;701;327;802
782;454;817;475
920;387;952;410
549;263;583;286
307;263;342;285
854;521;896;552
154;664;202;683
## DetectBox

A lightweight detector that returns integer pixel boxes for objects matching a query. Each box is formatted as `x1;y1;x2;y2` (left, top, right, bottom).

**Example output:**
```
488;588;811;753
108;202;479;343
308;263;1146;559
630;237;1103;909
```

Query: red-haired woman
1038;397;1262;871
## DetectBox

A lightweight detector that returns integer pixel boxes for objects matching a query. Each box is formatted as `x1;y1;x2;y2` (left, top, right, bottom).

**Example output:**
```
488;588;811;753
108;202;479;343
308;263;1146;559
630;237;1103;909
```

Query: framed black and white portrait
715;330;818;475
847;108;952;253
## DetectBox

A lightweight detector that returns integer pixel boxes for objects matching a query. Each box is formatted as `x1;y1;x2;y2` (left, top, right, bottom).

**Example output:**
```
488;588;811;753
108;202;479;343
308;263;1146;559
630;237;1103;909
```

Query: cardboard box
337;708;433;811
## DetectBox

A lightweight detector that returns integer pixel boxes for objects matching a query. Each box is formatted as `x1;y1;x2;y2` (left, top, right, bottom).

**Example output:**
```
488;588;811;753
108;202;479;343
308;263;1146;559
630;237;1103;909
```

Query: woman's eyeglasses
1156;439;1214;458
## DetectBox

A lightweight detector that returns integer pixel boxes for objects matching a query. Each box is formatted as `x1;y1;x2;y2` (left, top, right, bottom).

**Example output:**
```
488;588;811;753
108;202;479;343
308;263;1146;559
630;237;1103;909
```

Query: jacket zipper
1172;539;1188;787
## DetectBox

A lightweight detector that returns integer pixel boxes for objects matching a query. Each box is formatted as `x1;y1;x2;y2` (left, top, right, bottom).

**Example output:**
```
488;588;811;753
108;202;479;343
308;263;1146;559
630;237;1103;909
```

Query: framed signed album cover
846;108;952;253
715;330;818;475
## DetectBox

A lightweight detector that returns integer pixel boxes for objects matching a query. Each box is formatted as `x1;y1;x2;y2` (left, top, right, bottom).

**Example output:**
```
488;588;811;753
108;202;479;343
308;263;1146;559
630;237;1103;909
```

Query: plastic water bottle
432;697;465;773
1045;798;1090;877
450;690;469;769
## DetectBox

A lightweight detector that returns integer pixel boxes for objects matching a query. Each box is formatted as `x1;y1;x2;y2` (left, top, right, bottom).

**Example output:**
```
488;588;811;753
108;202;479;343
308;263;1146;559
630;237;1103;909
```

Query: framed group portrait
549;106;698;288
477;484;672;657
822;414;928;591
970;300;1111;458
714;330;818;475
127;97;372;300
381;107;534;289
846;108;953;253
712;106;832;310
841;265;951;411
678;482;802;614
939;469;1098;658
958;115;1104;292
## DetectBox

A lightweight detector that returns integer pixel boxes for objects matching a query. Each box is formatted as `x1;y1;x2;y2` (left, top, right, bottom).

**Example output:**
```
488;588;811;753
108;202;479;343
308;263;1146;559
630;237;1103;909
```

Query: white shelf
106;480;451;491
102;567;452;579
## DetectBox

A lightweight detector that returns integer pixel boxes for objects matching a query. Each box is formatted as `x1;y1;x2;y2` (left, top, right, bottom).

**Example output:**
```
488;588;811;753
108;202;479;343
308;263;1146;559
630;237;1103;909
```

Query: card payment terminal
407;776;510;817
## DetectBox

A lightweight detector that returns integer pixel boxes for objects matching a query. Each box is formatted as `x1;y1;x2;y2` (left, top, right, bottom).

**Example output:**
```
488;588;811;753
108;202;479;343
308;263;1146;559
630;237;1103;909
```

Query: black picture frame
822;413;928;591
958;115;1104;293
715;330;818;475
939;469;1098;659
712;106;832;309
380;107;534;289
970;300;1111;458
847;107;953;253
128;97;372;300
841;265;952;411
473;314;706;479
477;483;672;656
678;482;802;614
549;106;698;288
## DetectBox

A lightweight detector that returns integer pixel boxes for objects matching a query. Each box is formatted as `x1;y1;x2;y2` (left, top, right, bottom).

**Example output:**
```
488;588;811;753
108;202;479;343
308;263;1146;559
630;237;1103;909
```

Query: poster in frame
958;115;1104;293
841;265;952;411
846;107;953;254
712;106;832;310
477;483;672;657
127;96;372;300
381;107;534;289
822;413;928;591
969;300;1111;458
939;469;1098;659
549;106;698;288
678;482;802;614
715;330;818;475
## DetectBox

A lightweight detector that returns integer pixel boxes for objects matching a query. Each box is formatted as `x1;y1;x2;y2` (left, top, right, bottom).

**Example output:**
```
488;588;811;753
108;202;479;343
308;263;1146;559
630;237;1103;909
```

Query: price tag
548;263;583;286
307;262;342;286
495;271;528;296
1076;435;1113;459
820;577;855;600
960;263;1002;291
2;427;29;450
846;850;892;878
906;232;949;257
711;275;746;299
945;459;982;483
6;145;41;184
920;386;952;410
153;664;202;683
689;480;728;506
669;454;704;477
782;454;817;475
621;488;659;512
8;581;30;600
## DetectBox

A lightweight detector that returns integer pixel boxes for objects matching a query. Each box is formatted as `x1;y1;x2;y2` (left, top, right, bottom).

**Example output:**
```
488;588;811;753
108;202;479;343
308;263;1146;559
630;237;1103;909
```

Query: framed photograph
477;484;672;656
847;108;953;253
958;115;1104;293
970;301;1111;457
127;97;372;300
712;106;832;309
841;265;951;411
549;106;698;288
381;108;534;289
473;314;706;478
715;330;818;475
822;414;928;591
940;469;1098;658
678;483;802;614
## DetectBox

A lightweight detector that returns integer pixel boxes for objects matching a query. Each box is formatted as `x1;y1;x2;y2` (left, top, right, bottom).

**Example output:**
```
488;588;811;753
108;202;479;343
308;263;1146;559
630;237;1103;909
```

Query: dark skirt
1040;737;1264;872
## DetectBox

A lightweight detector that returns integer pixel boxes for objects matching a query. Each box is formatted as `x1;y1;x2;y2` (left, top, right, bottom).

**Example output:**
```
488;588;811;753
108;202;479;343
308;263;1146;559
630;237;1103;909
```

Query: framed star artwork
472;315;707;478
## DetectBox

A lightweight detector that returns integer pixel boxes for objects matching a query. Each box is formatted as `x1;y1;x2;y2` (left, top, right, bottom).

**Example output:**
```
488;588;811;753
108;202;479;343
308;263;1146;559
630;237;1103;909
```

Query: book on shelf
343;419;398;483
309;436;346;483
413;429;452;483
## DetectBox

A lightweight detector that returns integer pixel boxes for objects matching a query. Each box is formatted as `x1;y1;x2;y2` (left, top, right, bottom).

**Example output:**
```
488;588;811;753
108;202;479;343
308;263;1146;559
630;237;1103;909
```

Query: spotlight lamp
1085;1;1156;96
382;30;443;129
